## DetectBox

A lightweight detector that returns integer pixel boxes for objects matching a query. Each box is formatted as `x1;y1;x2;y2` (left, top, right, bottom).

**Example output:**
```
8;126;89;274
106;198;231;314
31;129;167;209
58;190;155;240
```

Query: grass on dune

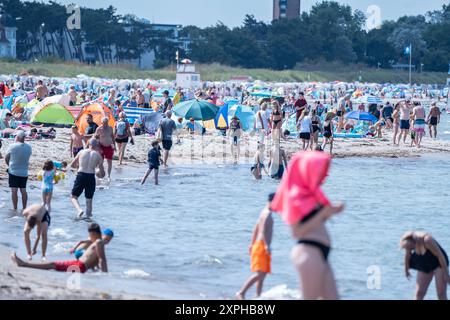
0;60;447;84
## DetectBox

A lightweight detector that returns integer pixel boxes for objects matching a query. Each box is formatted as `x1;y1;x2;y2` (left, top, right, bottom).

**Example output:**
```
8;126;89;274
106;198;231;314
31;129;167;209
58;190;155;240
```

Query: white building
0;24;17;58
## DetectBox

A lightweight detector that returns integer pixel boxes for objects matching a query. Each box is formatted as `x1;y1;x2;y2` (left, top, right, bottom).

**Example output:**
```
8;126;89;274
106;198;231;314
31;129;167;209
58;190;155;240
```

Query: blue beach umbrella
344;111;378;123
215;103;229;128
172;99;219;121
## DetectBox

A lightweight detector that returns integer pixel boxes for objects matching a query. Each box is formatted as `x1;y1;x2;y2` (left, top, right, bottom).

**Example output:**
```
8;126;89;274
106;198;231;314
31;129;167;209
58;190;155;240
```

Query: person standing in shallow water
400;231;449;300
237;193;275;300
271;151;344;300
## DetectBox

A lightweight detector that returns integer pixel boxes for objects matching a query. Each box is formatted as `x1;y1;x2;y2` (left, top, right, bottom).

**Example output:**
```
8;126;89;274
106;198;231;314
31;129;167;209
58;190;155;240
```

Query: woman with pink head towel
271;151;344;300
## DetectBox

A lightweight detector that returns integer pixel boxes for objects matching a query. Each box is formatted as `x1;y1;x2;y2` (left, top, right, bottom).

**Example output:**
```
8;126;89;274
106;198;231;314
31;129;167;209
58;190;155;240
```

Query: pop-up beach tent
75;102;115;134
30;103;75;127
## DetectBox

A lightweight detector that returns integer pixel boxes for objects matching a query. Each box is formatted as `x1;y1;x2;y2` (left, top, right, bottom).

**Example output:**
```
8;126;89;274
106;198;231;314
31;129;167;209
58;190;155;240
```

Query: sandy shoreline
0;245;157;300
1;128;450;182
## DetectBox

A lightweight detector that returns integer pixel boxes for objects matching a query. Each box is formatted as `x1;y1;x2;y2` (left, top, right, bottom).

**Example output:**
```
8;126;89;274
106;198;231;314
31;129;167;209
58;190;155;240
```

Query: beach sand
1;128;450;182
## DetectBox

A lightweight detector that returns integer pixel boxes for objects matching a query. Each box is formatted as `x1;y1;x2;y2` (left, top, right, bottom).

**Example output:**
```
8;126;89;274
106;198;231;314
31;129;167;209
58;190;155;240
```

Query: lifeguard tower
176;59;201;89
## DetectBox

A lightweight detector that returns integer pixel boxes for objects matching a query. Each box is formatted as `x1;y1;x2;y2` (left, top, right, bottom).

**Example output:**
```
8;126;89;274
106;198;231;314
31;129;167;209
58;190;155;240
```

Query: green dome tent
31;103;75;127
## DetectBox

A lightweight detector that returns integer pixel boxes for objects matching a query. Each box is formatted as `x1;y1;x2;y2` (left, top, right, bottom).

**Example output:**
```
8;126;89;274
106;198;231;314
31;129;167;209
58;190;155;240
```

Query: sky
49;0;447;27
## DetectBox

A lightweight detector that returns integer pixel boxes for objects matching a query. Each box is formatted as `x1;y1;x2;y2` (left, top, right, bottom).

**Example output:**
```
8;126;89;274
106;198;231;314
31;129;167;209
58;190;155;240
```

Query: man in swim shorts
237;193;275;300
70;138;105;219
427;102;441;138
11;223;110;273
95;117;115;179
22;204;51;261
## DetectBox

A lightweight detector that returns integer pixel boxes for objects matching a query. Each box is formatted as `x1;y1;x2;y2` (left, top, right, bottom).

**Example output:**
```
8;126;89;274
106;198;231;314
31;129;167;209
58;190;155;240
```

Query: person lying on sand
11;223;110;273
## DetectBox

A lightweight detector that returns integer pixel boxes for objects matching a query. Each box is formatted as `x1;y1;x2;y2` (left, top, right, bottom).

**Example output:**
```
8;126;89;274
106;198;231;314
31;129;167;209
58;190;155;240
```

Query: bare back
78;149;103;174
256;207;273;246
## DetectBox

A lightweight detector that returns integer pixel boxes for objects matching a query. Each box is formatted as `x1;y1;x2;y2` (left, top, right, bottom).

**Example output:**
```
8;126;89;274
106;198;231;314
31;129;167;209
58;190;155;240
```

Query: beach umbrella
229;105;255;131
214;103;229;129
172;99;219;121
344;111;378;123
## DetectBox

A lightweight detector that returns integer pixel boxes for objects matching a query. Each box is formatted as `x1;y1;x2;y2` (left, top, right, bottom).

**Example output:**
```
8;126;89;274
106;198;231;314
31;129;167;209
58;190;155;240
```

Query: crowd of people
1;75;449;300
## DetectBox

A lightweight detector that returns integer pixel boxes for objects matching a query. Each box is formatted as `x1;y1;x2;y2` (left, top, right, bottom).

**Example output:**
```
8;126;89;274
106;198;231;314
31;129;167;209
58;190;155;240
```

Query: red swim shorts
100;144;114;160
54;260;87;273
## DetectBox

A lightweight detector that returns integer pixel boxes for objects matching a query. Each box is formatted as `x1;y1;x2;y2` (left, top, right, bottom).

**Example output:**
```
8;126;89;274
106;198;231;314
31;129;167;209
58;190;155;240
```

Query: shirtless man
412;102;426;148
23;204;51;261
35;80;48;101
136;89;145;107
70;125;84;158
237;193;275;300
68;85;78;106
399;101;412;144
427;102;441;138
70;138;105;219
95;117;115;179
11;223;110;273
107;89;116;107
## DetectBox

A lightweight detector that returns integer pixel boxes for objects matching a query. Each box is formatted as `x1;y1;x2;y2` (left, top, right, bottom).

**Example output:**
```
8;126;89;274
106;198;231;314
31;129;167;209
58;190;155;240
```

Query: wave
443;131;450;135
49;228;73;239
123;269;151;279
172;173;203;178
259;284;301;300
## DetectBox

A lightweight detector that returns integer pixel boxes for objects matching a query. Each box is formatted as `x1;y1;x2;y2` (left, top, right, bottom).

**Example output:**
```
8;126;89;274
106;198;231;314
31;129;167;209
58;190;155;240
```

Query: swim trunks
8;173;28;189
162;139;173;151
400;120;410;130
72;172;96;199
429;117;438;126
73;147;83;158
251;240;271;273
413;119;426;133
100;144;114;160
54;260;87;273
299;132;311;140
41;210;51;227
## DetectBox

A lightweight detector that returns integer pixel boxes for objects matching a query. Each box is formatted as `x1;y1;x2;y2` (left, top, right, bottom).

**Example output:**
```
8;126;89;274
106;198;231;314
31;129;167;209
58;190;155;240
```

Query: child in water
141;140;162;185
237;193;275;300
40;160;57;213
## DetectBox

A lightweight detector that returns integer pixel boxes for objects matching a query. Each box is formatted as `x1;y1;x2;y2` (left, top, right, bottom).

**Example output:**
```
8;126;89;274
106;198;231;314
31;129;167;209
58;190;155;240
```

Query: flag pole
409;44;412;86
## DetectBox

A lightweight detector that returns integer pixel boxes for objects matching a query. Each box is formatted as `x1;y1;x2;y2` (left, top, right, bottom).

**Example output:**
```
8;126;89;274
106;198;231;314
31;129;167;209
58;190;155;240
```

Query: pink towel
271;151;331;225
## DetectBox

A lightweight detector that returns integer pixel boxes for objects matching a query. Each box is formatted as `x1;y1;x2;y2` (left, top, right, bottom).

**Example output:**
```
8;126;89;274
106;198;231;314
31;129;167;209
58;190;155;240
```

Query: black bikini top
300;206;324;224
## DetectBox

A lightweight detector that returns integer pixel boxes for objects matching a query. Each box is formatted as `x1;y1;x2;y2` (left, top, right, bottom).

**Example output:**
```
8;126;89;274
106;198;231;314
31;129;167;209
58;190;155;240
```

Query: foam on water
123;269;151;279
259;285;301;300
49;228;73;240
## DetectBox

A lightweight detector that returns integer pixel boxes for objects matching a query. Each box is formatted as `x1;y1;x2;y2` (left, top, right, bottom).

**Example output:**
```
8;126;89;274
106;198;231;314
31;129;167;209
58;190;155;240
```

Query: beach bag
156;123;163;140
116;121;127;136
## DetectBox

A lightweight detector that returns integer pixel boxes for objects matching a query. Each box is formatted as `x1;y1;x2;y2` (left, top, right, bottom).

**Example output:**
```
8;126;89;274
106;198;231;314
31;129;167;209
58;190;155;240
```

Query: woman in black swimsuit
400;231;449;300
310;109;322;150
270;100;283;140
321;113;334;155
273;152;345;299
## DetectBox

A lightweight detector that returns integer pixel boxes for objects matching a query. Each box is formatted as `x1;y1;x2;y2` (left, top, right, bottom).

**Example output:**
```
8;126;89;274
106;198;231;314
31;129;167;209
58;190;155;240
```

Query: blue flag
404;45;411;55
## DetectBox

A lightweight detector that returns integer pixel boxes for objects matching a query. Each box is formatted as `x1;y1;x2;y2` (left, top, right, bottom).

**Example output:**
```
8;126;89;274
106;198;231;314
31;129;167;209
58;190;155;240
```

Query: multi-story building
273;0;301;20
0;23;17;58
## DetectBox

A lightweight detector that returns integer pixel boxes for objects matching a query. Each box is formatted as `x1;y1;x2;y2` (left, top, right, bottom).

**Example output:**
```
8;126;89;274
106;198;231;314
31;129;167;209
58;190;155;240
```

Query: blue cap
103;228;114;237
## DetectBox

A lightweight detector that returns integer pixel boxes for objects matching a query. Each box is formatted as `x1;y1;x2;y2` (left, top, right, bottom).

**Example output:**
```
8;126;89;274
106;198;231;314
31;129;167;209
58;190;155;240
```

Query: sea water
0;113;449;300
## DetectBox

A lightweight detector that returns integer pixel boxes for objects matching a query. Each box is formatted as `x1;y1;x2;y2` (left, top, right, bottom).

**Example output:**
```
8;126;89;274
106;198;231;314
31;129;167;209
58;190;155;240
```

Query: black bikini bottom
297;240;330;261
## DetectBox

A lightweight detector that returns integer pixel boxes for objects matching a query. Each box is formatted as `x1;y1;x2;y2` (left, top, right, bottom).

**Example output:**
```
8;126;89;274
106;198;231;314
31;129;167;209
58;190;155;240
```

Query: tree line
0;0;449;72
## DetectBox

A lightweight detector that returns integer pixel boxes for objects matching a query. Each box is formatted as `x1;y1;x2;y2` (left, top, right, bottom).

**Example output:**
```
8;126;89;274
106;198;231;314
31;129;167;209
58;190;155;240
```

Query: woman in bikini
400;231;449;300
392;102;401;145
321;113;334;155
271;151;345;299
270;100;283;140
